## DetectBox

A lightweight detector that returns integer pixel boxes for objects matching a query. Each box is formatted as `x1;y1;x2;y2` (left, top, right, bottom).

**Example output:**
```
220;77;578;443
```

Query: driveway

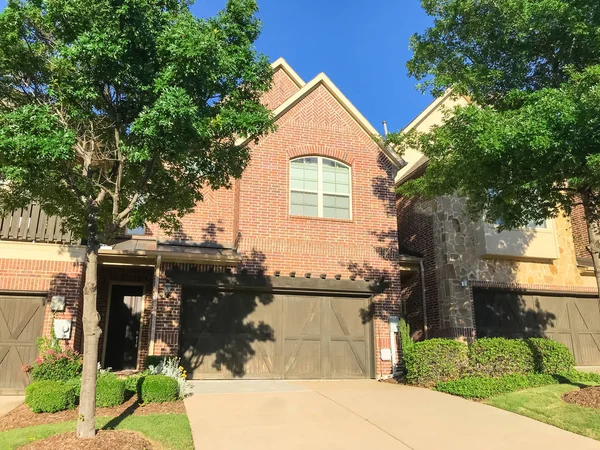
0;396;23;417
184;380;600;450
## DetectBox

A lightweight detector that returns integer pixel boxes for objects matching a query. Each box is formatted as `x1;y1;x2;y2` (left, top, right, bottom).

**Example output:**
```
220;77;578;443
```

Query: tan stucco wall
0;241;86;262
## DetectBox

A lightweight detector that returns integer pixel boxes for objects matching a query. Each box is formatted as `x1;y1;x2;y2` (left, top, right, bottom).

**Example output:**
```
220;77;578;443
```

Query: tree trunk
581;190;600;301
76;240;101;438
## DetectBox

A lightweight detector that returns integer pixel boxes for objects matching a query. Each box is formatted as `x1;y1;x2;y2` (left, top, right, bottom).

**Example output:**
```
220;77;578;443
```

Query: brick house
396;93;600;366
0;58;405;393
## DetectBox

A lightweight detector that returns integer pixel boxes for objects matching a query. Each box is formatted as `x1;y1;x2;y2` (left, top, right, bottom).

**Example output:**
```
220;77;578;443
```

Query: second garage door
180;287;373;379
474;289;600;365
0;295;46;394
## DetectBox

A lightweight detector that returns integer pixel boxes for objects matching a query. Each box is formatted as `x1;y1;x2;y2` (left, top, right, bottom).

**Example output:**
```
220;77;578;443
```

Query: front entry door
104;285;143;370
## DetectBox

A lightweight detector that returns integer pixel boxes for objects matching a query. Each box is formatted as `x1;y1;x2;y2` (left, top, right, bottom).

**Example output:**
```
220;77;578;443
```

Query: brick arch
286;145;355;166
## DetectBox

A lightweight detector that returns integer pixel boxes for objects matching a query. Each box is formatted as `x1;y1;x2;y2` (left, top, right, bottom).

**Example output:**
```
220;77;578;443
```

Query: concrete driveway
0;396;23;417
184;380;600;450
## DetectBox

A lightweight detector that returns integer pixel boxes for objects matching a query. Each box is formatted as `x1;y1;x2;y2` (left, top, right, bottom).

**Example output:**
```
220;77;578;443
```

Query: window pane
336;196;349;209
304;205;318;217
303;192;318;206
290;191;318;217
304;180;318;191
323;207;336;218
336;208;349;219
323;195;336;207
323;181;337;193
323;194;349;219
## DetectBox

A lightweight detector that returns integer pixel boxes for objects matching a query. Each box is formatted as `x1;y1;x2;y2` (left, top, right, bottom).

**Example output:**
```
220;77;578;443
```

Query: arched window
290;156;351;219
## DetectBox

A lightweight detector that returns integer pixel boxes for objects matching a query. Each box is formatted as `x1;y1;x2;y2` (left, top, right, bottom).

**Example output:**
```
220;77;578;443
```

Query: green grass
0;414;194;450
487;384;600;440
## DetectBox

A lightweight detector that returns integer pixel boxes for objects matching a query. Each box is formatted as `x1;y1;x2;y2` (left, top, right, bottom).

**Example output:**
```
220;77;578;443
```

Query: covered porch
97;235;241;371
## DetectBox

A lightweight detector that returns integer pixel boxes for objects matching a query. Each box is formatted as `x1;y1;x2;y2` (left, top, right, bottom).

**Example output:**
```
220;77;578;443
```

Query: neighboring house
0;58;405;393
396;93;600;366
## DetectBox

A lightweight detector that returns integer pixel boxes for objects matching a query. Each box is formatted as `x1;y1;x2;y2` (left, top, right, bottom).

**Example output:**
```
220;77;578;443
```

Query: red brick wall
396;195;440;338
146;79;402;376
261;68;301;110
0;258;84;350
233;83;401;376
571;203;591;260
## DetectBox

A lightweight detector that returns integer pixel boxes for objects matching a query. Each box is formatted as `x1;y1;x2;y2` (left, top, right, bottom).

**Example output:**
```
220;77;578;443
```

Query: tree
390;0;600;295
0;0;274;438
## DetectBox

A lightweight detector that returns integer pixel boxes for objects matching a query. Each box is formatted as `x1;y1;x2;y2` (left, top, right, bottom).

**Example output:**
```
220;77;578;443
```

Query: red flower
47;349;55;355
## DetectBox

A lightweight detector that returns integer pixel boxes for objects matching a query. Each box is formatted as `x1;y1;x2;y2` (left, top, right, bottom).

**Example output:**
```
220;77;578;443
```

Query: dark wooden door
474;289;600;365
180;288;372;379
0;295;45;394
104;285;143;370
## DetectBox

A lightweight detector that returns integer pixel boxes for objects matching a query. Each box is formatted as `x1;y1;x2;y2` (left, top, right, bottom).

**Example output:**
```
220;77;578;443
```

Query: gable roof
395;92;468;185
238;58;404;169
271;57;305;88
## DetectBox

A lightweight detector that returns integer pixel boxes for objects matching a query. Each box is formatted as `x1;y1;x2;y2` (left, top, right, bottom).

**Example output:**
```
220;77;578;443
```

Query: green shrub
435;373;559;399
555;370;600;384
140;374;179;403
25;380;77;413
65;377;81;397
96;373;125;407
526;338;575;374
124;373;146;395
469;338;534;377
404;338;469;386
399;318;414;359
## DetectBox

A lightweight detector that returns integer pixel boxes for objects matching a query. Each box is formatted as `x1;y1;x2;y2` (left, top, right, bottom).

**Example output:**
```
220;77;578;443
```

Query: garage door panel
283;296;321;336
578;334;600;365
570;301;600;330
475;290;600;366
284;339;322;378
181;288;372;379
330;340;367;378
0;296;45;394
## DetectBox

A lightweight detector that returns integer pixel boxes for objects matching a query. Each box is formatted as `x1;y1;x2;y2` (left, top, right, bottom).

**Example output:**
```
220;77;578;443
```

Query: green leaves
408;0;600;104
0;0;274;241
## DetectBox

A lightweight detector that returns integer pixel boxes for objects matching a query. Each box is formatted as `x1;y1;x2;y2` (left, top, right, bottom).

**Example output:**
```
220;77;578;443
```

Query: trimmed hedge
526;338;575;374
25;380;77;413
124;373;146;395
556;370;600;384
405;338;469;386
435;373;559;399
469;338;534;377
140;374;179;403
65;377;81;397
96;374;126;407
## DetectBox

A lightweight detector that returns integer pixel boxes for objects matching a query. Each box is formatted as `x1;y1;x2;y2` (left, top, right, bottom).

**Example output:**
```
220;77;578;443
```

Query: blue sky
193;0;434;133
0;0;434;133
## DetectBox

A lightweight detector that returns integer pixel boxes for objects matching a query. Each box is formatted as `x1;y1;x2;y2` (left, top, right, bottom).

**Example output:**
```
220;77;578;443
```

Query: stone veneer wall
430;195;597;340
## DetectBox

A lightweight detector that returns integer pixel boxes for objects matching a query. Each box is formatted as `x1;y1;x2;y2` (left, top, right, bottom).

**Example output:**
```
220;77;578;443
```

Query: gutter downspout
420;260;429;339
148;255;161;357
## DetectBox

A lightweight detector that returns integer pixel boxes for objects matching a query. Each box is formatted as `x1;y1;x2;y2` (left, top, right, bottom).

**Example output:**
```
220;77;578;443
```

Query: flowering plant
23;336;82;381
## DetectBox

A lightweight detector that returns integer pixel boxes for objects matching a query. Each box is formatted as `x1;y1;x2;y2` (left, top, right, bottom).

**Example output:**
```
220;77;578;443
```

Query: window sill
288;214;353;224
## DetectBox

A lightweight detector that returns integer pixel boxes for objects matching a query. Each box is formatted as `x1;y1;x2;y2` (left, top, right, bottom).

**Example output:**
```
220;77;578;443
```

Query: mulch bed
20;430;156;450
563;386;600;409
0;396;186;432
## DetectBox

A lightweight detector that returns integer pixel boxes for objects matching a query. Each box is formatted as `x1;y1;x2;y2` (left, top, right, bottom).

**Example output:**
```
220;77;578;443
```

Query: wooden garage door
180;288;372;379
0;295;46;394
474;290;600;365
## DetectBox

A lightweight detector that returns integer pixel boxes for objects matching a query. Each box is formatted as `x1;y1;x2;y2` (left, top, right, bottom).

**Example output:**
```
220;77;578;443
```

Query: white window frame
289;156;352;220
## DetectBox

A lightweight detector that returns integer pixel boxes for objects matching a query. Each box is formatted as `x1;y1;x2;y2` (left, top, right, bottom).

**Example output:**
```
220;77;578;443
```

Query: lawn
0;414;194;450
486;384;600;441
